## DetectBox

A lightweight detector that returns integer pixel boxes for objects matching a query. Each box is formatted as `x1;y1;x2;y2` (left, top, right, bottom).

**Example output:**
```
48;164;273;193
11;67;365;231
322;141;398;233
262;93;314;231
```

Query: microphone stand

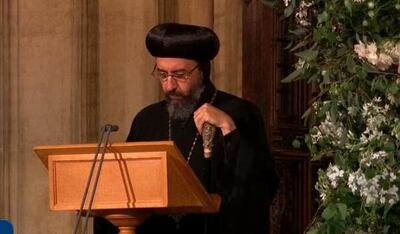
73;124;118;234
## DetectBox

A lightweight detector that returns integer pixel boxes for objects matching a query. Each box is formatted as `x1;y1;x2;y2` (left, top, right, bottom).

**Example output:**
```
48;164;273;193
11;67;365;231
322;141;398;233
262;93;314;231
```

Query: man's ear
200;70;204;83
198;68;208;86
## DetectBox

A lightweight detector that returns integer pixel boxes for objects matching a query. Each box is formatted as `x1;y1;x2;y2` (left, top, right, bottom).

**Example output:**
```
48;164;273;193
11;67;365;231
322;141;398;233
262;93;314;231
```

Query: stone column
213;0;243;96
98;0;159;141
0;0;14;224
70;0;100;143
0;0;99;233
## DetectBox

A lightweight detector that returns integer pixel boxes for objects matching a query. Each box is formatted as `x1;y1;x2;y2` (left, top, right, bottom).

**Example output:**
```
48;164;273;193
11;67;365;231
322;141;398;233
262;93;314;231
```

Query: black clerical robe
95;83;278;234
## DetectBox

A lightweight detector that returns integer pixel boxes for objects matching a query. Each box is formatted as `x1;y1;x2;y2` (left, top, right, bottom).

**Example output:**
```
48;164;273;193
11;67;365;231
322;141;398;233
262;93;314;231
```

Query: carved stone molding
0;0;12;218
71;0;99;143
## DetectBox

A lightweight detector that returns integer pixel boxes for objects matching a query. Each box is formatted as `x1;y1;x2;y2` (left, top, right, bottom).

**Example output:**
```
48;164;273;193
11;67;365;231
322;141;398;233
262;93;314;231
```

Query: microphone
202;122;216;158
105;124;119;132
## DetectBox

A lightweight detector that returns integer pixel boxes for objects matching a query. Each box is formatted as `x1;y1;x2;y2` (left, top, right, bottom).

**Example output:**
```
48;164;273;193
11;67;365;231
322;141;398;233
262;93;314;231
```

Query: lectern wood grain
34;141;220;234
34;141;220;213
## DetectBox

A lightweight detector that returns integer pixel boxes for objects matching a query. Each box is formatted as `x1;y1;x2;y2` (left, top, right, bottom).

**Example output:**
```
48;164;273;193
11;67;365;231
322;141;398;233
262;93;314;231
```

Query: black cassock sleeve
217;102;279;234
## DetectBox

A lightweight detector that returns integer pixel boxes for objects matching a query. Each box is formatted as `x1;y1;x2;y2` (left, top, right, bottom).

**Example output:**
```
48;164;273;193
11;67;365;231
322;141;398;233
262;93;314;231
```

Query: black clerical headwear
145;23;220;62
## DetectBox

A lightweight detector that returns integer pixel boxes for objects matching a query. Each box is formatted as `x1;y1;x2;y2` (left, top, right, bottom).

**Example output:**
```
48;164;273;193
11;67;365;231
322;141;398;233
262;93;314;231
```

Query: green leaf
337;47;348;57
261;0;277;8
306;227;319;234
330;104;339;122
281;68;303;83
356;217;362;225
384;142;396;152
346;56;357;74
314;27;328;41
289;28;309;36
342;81;355;91
371;78;387;92
301;106;313;120
344;0;352;13
284;3;295;17
290;40;309;52
322;71;330;84
318;103;331;118
356;68;368;79
292;139;301;148
364;167;375;179
318;11;329;24
388;82;399;94
322;204;336;220
337;203;348;219
295;49;319;61
383;204;393;218
307;73;320;83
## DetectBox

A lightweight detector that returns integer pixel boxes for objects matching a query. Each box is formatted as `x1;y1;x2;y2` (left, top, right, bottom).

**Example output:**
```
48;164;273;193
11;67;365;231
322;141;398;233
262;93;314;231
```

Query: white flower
355;40;400;72
383;41;400;63
366;43;379;65
376;52;394;71
360;128;383;145
354;41;366;58
348;172;357;193
316;112;347;146
326;164;345;188
389;172;397;182
312;101;321;113
373;96;382;102
295;1;314;26
380;185;399;205
347;169;400;206
360;150;388;167
347;106;358;116
311;127;322;144
371;151;387;160
387;93;396;105
390;42;400;73
295;58;305;69
391;121;400;140
320;191;327;201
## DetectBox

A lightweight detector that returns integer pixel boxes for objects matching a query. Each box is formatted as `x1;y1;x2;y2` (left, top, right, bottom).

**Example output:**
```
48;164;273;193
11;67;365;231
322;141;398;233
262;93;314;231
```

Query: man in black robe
95;23;278;234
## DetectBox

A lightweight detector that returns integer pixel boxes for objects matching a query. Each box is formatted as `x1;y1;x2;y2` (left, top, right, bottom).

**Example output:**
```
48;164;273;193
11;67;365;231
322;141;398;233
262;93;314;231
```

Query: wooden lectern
34;141;221;234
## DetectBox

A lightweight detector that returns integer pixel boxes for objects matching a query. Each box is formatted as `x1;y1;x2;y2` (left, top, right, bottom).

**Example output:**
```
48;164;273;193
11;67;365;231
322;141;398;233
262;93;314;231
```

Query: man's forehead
155;57;197;69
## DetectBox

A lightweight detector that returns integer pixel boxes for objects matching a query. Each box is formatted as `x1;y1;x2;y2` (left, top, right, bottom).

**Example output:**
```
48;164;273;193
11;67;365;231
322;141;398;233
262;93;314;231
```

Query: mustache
166;90;183;97
165;90;187;101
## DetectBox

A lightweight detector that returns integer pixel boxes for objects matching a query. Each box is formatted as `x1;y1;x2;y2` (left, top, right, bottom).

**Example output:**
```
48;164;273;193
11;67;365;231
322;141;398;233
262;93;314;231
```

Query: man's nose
164;76;178;91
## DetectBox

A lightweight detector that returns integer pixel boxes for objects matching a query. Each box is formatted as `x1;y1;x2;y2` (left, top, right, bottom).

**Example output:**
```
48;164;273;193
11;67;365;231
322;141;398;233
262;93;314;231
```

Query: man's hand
193;103;236;136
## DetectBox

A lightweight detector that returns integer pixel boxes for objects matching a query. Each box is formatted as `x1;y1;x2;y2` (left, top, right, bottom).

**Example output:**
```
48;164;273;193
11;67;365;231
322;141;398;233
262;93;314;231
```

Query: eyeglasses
152;65;199;82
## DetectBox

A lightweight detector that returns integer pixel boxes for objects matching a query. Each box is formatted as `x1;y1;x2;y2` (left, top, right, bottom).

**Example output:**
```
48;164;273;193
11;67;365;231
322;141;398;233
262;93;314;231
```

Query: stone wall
0;0;242;233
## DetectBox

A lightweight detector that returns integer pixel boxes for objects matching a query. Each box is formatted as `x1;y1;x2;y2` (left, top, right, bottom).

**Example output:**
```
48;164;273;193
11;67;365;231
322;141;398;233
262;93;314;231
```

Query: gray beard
166;86;204;120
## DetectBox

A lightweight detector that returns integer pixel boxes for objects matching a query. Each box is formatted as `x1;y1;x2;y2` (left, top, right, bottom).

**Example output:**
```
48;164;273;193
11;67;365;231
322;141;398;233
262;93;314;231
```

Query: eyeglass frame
151;64;199;82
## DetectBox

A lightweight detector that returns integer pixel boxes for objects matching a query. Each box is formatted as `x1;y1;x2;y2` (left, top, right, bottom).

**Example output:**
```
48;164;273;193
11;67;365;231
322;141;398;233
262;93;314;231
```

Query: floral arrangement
263;0;400;233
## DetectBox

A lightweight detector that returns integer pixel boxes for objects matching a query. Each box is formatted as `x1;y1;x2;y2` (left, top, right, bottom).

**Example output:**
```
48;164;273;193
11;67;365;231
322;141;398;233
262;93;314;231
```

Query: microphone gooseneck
73;124;119;234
